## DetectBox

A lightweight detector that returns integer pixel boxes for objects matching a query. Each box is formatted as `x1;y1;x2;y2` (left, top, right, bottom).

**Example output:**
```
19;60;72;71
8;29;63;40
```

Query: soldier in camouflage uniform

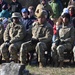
0;22;4;64
35;0;53;19
1;12;25;63
0;22;4;45
20;10;53;68
51;13;75;67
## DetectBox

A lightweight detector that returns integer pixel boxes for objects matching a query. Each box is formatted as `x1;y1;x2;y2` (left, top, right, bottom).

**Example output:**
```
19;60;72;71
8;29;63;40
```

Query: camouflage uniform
0;22;4;45
0;22;4;61
1;13;25;62
51;24;75;62
20;10;53;65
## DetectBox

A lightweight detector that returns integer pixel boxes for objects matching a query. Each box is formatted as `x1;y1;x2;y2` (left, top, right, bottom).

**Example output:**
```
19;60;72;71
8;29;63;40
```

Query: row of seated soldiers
0;9;75;75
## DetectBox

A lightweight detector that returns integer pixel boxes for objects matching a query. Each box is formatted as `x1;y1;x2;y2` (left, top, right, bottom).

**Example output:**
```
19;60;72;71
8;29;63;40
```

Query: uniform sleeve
54;29;60;45
10;25;25;43
38;26;53;43
0;24;4;39
3;24;10;42
64;27;75;43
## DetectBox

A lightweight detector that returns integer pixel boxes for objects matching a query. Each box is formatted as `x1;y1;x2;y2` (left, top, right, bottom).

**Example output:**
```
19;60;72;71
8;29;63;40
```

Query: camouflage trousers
1;42;22;61
20;41;47;64
73;46;75;61
51;43;72;62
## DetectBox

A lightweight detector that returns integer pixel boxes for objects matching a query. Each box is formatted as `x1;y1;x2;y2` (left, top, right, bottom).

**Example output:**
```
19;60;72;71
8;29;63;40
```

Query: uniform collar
38;21;47;27
62;23;70;28
13;21;20;25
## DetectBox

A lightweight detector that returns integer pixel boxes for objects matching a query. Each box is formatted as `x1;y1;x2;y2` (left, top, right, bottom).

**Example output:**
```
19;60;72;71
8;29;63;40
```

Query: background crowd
0;0;75;74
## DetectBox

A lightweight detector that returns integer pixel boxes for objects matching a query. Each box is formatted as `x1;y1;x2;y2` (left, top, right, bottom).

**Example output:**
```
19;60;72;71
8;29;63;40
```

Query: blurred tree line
5;0;40;10
5;0;69;9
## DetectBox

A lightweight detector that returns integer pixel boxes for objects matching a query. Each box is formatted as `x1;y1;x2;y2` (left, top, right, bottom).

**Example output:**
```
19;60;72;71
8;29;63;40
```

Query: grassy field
26;65;75;75
0;62;75;75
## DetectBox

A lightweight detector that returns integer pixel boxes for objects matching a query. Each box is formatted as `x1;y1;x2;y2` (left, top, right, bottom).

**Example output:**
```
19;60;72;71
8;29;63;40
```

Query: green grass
26;65;75;75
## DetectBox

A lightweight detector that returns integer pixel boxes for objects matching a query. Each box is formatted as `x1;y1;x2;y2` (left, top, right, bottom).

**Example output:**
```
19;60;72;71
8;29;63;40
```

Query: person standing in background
0;0;7;12
10;0;22;13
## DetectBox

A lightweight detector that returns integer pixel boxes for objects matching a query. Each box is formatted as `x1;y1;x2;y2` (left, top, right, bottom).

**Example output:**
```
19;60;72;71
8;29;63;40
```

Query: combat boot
59;61;63;68
39;62;43;68
53;55;58;67
39;60;46;68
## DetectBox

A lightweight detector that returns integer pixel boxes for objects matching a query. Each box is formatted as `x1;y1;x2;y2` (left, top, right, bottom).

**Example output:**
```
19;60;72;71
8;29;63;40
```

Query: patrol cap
12;12;21;18
62;13;70;20
36;10;47;18
68;5;75;9
21;8;29;14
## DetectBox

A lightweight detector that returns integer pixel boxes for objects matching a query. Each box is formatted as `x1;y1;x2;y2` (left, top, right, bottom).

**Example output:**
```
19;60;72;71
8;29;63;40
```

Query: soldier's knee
57;45;64;54
9;44;16;53
37;42;43;46
37;42;46;48
20;43;27;53
1;43;7;53
36;42;47;53
73;46;75;54
1;43;7;49
51;44;56;52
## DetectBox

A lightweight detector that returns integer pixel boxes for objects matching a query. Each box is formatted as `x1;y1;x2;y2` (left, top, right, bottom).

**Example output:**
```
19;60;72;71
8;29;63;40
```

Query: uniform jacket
0;22;4;40
3;22;25;43
31;21;53;43
55;23;75;44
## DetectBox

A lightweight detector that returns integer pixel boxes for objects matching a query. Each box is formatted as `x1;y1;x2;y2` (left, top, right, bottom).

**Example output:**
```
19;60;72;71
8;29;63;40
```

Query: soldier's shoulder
32;21;38;27
37;4;42;7
69;23;74;28
8;22;13;26
45;22;53;28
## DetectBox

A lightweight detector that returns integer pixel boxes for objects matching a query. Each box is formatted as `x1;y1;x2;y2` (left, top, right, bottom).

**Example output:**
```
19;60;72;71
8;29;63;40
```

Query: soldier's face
13;17;19;23
38;17;46;24
62;17;69;24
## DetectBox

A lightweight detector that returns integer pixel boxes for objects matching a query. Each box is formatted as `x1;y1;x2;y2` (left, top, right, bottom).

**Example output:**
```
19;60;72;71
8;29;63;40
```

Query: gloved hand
31;38;39;44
